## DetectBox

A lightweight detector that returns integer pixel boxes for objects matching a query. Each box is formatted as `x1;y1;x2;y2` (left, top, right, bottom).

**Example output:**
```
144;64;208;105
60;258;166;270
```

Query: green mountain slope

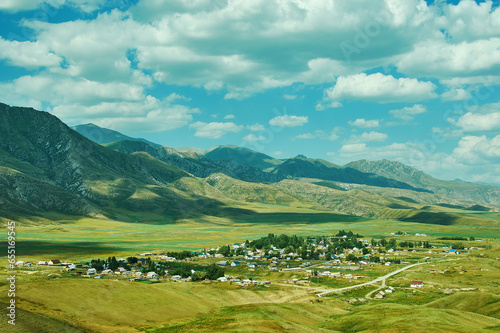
271;157;431;193
72;123;162;148
204;145;283;171
346;159;500;207
0;103;248;221
106;140;281;183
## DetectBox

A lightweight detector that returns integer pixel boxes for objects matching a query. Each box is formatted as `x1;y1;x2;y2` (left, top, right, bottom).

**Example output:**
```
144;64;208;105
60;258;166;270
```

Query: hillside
0;103;246;221
271;157;431;193
204;145;283;171
106;141;281;183
346;159;500;207
72;123;161;148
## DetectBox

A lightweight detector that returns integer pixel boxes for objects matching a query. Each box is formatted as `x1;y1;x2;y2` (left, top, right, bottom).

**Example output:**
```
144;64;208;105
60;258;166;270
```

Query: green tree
205;264;224;280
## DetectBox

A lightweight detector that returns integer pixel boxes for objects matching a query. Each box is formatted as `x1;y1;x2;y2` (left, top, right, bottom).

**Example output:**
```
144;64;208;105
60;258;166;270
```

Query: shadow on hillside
237;212;367;224
398;212;457;225
1;241;120;256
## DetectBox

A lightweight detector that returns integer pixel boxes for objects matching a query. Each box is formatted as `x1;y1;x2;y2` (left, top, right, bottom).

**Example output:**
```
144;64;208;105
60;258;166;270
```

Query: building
410;281;424;288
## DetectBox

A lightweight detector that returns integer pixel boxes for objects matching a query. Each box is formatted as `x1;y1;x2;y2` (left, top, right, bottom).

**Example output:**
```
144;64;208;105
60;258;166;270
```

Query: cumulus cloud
0;38;62;69
389;104;427;121
243;133;266;142
247;123;265;131
349;118;380;128
455;112;500;132
397;38;500;80
452;102;500;132
441;88;471;101
269;115;308;127
189;121;243;139
452;135;500;164
347;131;388;143
324;73;437;104
224;114;235;119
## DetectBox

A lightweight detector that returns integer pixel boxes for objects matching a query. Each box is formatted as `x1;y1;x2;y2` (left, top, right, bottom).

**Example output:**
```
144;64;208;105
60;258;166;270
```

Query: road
316;262;428;297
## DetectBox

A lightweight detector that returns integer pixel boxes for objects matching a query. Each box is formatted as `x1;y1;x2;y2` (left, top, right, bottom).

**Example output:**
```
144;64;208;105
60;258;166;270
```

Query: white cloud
247;123;265;132
452;135;500;165
269;115;308;127
0;0;108;13
349;118;380;128
389;104;427;121
455;112;500;132
189;121;243;139
397;38;500;80
283;94;297;100
0;38;62;69
324;73;437;104
296;128;340;141
296;133;316;139
348;131;388;143
441;88;471;101
452;101;500;132
224;114;235;119
243;133;266;142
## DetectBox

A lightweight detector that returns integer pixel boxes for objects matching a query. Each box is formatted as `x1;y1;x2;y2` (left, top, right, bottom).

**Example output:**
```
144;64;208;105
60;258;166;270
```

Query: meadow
0;204;499;332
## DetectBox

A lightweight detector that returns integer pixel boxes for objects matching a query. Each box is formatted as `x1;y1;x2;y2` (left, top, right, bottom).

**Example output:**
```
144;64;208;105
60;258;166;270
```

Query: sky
1;0;500;185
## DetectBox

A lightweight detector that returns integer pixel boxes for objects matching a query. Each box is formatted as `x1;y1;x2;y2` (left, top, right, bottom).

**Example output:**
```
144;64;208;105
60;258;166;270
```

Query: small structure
86;268;97;275
48;259;61;266
217;277;228;282
231;261;241;267
217;261;228;266
146;271;158;279
410;281;424;288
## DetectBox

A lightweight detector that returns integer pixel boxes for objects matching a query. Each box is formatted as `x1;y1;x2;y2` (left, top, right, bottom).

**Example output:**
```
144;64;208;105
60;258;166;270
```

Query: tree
205;264;224;280
346;254;358;262
191;271;205;281
362;248;370;255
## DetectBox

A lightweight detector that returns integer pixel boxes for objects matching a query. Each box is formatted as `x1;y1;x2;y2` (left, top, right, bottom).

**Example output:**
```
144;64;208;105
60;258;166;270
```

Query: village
11;230;482;302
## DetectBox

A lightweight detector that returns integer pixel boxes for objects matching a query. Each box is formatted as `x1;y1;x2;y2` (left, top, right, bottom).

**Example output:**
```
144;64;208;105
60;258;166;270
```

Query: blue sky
1;0;500;185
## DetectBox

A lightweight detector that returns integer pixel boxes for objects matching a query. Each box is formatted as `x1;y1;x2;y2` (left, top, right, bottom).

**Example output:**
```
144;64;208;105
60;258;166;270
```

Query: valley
1;103;499;332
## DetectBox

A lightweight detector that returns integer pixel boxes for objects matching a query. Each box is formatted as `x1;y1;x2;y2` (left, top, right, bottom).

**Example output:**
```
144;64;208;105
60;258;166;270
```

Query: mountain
270;157;432;193
204;145;283;171
0;103;251;220
106;141;281;183
345;159;500;207
72;123;162;148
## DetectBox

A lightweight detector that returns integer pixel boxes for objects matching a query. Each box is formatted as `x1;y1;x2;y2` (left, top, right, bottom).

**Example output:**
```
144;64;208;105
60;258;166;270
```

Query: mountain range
1;102;499;225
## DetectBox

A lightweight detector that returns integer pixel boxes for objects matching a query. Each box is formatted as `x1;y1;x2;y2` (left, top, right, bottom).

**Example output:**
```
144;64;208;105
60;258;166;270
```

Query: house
66;264;76;271
217;261;228;266
146;272;158;279
101;269;112;275
230;261;241;267
86;268;97;275
217;277;228;282
48;259;61;266
171;275;182;280
15;261;25;267
410;281;424;288
139;252;153;256
37;261;47;265
115;267;127;275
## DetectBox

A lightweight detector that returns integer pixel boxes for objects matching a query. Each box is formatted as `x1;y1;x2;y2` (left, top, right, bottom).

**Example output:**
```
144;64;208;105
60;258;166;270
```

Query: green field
1;207;499;332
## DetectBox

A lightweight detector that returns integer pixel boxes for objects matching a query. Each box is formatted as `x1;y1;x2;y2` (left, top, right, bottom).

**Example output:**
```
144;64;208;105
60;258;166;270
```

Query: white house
86;268;97;275
217;277;228;282
146;272;158;279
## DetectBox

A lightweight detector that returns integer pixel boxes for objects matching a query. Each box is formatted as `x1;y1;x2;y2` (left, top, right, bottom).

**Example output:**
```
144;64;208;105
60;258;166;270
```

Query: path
316;262;428;297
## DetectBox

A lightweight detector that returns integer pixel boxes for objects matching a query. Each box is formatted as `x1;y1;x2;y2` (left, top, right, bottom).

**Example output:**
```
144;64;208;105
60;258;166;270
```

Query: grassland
1;204;499;332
